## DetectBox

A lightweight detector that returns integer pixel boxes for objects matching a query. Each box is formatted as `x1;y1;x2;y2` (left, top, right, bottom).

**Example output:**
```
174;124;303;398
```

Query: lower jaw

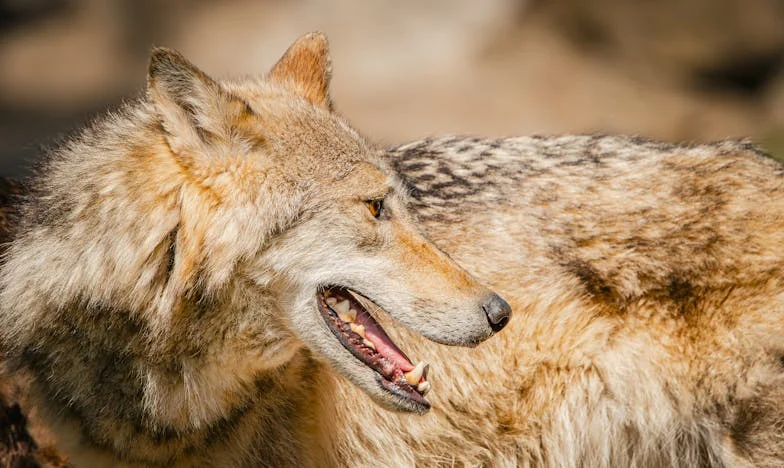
316;287;431;411
377;374;430;412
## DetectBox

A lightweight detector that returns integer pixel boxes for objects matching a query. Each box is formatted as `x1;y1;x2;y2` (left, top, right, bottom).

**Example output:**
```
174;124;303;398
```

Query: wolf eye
365;199;384;218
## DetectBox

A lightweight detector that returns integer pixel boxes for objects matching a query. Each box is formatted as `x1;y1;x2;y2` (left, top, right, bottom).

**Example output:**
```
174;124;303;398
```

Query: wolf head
2;33;510;415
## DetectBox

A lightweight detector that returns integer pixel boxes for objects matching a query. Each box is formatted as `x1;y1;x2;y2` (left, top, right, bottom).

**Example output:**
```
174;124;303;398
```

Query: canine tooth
333;300;350;314
325;297;337;306
405;361;426;385
350;323;366;338
363;339;376;350
417;381;432;395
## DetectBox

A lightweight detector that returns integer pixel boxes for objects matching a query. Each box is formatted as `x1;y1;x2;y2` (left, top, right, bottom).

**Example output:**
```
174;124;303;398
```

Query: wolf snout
481;293;512;333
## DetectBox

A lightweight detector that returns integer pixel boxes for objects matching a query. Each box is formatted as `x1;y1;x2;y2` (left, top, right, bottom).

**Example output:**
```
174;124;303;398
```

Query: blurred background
1;0;784;177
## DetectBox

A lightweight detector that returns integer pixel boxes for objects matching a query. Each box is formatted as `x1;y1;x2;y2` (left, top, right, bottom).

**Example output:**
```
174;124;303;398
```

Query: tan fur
268;32;333;109
0;33;782;467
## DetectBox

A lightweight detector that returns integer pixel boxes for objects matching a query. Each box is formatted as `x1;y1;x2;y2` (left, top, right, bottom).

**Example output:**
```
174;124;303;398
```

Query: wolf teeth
350;323;366;338
332;299;356;323
333;300;350;314
333;299;356;323
417;381;431;395
405;361;426;385
363;338;376;350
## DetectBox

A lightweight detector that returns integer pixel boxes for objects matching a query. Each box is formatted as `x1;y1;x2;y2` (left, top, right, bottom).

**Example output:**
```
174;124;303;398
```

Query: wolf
0;32;782;467
0;33;509;466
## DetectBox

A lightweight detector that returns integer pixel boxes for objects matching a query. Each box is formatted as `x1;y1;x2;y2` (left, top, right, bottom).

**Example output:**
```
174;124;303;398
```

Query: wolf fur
1;33;783;467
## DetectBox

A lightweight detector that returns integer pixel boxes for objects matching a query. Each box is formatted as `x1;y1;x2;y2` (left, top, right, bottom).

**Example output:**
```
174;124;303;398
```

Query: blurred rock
527;0;784;94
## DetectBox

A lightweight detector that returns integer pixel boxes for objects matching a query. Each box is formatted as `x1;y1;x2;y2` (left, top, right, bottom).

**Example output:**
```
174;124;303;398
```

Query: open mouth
317;286;431;410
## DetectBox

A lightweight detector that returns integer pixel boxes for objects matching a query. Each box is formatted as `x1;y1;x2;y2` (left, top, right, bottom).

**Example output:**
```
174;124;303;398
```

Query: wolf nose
482;293;512;333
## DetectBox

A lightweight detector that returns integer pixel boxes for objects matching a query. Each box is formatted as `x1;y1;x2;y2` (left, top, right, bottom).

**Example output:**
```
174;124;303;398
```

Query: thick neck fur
0;100;315;465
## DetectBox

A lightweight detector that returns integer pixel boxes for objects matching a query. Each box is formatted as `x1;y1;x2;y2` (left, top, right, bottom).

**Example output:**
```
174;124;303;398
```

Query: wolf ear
148;47;243;153
269;32;332;110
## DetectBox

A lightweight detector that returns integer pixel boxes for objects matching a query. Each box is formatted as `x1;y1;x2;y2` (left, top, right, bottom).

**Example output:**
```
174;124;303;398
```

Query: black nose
482;293;512;332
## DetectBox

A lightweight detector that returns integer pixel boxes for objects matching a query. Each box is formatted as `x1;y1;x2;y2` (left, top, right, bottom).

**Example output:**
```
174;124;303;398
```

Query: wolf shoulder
387;134;783;215
388;134;781;187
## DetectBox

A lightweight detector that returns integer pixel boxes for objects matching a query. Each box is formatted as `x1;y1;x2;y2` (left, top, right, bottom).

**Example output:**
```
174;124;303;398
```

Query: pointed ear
268;32;332;110
148;47;239;153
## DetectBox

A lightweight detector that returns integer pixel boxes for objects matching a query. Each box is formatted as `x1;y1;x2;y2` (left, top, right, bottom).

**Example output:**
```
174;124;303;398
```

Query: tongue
354;309;414;372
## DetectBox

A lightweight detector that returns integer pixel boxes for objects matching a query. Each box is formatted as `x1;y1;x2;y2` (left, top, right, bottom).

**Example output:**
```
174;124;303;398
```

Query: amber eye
365;199;384;218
